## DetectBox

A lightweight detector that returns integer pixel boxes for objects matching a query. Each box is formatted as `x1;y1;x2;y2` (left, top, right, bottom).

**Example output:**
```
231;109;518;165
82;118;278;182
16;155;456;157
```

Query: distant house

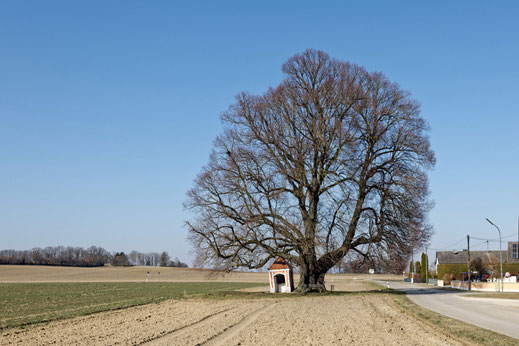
508;241;519;263
435;250;506;269
435;241;519;271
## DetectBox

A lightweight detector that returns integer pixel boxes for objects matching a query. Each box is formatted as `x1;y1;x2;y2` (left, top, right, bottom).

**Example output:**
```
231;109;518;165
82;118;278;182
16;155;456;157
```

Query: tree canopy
186;49;435;291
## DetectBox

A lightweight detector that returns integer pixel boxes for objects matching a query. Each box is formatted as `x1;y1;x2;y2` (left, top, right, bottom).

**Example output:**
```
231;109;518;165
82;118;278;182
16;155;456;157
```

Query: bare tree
128;250;140;266
185;49;435;292
0;246;112;267
483;254;500;279
471;257;484;280
152;252;161;267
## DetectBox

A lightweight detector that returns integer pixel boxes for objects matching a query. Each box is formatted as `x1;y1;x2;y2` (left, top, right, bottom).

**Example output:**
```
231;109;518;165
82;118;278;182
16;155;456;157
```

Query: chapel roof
268;257;292;270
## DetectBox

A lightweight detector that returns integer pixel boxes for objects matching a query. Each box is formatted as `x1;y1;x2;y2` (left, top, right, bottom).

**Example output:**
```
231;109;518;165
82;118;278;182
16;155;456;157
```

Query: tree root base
294;283;327;293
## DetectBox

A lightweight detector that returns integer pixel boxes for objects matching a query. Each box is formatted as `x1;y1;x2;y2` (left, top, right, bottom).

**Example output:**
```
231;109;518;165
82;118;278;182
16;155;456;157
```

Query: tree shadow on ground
186;288;407;300
395;287;466;296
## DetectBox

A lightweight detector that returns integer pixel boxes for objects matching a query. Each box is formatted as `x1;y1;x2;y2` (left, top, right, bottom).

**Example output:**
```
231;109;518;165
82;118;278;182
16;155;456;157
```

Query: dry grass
465;293;519;300
0;265;267;283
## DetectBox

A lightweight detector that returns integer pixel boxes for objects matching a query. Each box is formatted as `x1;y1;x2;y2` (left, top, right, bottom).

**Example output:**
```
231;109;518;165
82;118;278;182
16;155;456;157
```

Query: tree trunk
295;255;327;292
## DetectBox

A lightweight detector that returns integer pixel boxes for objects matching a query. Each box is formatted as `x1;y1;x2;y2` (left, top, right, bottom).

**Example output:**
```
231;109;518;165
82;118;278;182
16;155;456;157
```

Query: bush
443;273;455;285
111;252;131;266
438;262;519;283
437;263;467;282
502;263;519;276
421;253;427;282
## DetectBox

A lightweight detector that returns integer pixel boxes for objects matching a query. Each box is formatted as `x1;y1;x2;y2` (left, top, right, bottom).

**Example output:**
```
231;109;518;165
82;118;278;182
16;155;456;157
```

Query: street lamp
486;218;504;292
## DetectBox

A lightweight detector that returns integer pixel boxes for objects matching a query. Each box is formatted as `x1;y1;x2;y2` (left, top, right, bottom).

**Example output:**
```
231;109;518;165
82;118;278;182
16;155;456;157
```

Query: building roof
436;250;507;264
268;257;292;270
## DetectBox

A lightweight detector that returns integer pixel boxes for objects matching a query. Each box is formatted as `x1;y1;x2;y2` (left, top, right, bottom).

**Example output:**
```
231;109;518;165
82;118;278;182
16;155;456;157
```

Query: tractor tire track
137;307;236;345
201;303;276;346
141;302;273;346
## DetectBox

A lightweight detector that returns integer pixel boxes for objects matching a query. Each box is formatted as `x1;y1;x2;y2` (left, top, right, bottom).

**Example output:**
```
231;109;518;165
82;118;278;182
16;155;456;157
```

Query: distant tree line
0;246;111;267
124;250;188;268
0;246;188;268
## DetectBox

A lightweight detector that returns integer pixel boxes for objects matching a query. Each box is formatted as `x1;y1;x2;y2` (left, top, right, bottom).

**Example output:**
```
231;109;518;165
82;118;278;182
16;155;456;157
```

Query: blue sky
1;1;518;263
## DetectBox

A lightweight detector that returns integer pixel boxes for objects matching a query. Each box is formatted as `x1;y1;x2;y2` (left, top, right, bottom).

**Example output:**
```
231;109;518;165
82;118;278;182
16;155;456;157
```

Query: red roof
268;257;292;270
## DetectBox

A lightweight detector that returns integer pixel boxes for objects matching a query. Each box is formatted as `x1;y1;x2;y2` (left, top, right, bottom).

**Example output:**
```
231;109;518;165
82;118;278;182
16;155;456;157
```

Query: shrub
421;253;427;282
437;263;467;282
443;273;455;285
111;252;131;266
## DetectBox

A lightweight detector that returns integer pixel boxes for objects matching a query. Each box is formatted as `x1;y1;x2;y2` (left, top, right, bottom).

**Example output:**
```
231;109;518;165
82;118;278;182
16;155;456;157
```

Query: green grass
465;293;519;300
0;282;263;330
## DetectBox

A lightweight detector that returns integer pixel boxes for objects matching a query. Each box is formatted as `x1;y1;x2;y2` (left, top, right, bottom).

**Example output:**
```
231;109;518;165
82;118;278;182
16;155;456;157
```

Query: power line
429;237;466;251
464;233;517;242
470;240;490;249
429;233;517;252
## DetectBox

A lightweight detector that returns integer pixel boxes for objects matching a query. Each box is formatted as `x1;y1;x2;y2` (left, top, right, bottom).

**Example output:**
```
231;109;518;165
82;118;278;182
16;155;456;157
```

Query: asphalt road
382;281;519;340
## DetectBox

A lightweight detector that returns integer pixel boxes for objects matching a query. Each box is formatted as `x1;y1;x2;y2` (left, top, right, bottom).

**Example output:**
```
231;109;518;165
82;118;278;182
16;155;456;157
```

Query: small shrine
268;257;294;293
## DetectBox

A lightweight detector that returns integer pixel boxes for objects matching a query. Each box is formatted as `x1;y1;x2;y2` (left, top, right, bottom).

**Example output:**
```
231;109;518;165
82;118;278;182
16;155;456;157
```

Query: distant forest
0;246;188;268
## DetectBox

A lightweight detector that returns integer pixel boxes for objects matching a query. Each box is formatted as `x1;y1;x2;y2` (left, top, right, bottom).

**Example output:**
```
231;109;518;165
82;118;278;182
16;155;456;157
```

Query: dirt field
2;293;464;346
0;265;268;283
1;266;462;345
0;265;402;288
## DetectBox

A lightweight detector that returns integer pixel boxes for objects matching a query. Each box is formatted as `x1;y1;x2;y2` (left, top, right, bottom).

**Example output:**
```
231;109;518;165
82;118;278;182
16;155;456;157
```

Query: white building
268;257;294;293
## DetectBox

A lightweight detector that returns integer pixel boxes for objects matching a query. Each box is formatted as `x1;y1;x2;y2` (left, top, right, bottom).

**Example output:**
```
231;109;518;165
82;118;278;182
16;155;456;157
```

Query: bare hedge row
0;246;188;268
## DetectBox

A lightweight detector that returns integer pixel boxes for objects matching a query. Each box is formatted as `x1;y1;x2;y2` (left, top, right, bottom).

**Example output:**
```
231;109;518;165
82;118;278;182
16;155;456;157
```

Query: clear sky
1;1;518;264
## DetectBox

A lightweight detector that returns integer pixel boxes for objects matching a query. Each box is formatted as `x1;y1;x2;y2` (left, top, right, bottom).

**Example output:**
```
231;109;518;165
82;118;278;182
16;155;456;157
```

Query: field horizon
1;265;516;345
0;264;402;284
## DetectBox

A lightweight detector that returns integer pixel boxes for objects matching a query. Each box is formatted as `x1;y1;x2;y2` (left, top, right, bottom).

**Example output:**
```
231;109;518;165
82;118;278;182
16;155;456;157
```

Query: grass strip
0;282;263;330
465;293;519;300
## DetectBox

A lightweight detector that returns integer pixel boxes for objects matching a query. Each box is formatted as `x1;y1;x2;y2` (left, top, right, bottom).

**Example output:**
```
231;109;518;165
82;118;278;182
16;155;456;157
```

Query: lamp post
486;218;503;292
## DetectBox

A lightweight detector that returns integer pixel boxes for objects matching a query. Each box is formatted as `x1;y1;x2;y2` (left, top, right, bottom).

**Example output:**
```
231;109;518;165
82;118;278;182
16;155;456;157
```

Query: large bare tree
185;49;435;291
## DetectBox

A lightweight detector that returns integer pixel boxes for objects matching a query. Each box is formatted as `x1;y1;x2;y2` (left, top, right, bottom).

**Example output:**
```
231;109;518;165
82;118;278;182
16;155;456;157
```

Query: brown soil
2;266;439;345
2;294;464;346
0;265;268;283
0;265;402;289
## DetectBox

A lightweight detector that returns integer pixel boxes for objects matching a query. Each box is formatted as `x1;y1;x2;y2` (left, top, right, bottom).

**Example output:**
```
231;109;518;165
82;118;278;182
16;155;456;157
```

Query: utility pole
425;245;428;285
425;240;430;285
486;218;504;292
411;247;414;283
467;235;471;291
